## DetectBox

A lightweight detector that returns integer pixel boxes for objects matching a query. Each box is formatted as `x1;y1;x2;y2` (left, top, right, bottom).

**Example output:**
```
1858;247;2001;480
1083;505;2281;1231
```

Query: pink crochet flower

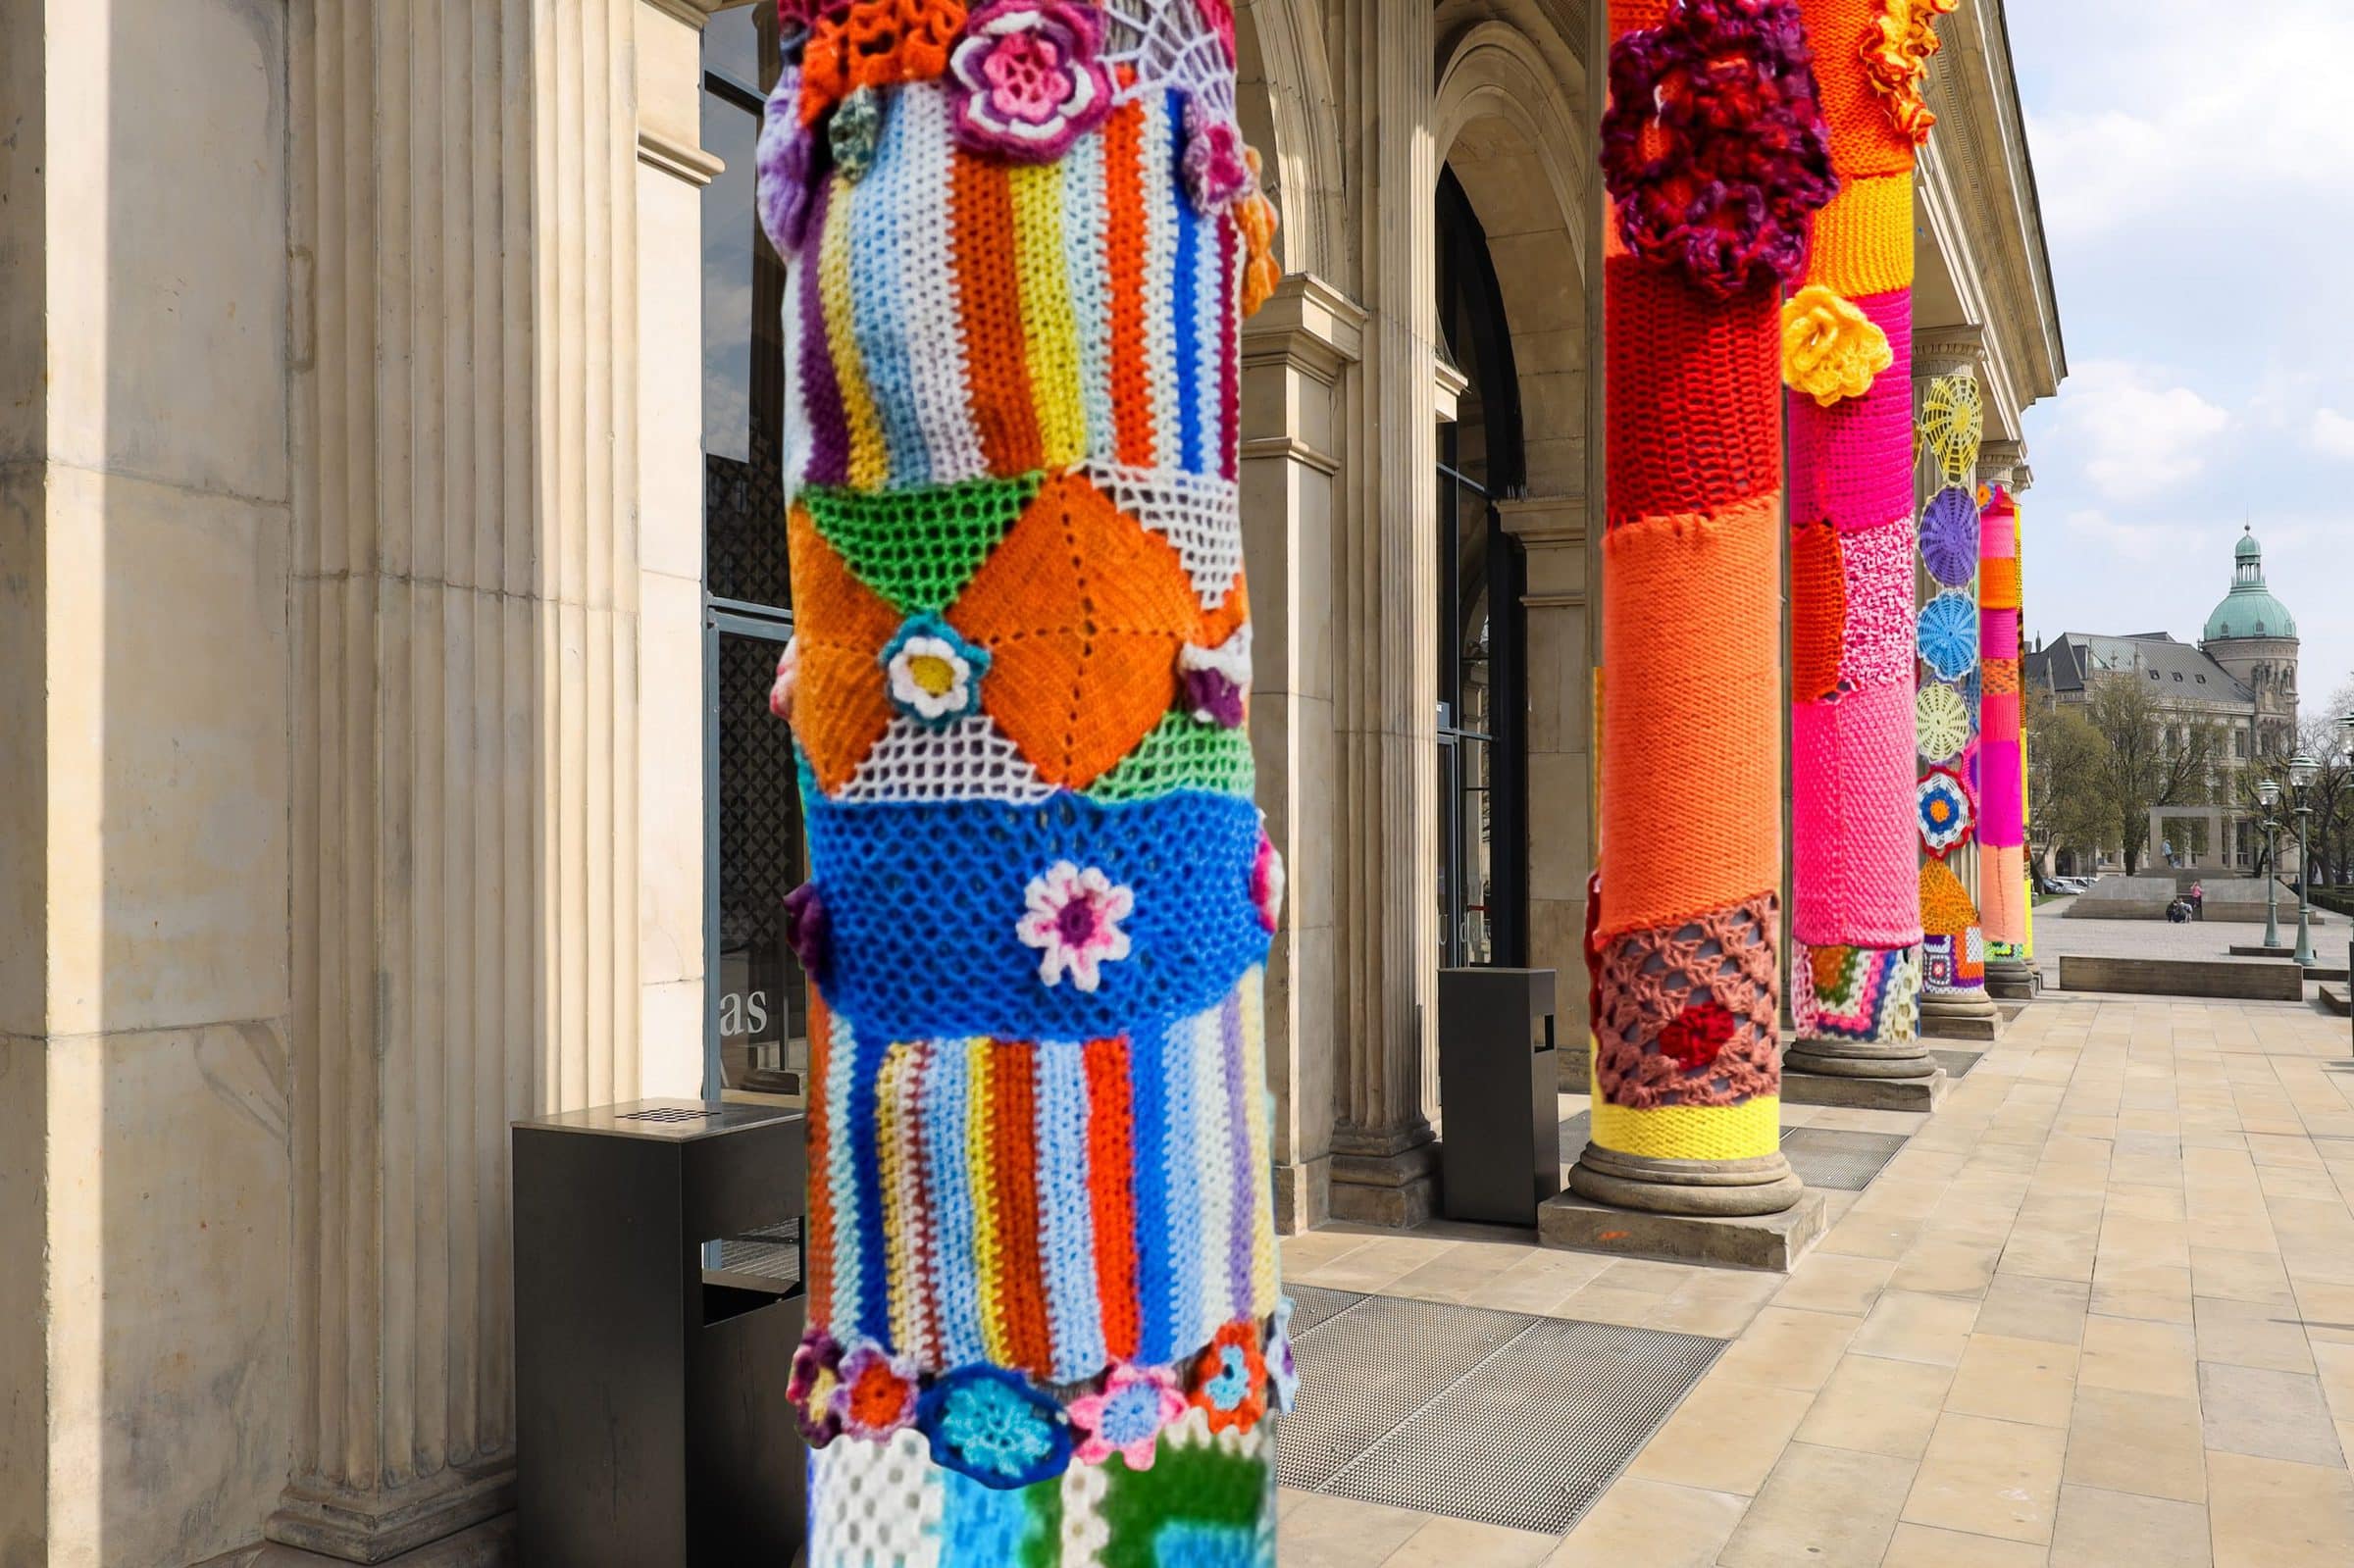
768;636;800;724
1251;833;1284;935
1067;1361;1186;1471
1016;861;1134;991
947;0;1113;163
1180;97;1254;216
1599;0;1836;296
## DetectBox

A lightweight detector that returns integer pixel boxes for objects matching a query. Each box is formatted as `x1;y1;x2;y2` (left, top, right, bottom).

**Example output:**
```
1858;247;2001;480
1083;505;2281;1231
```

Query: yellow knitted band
1588;1052;1783;1161
1803;173;1915;298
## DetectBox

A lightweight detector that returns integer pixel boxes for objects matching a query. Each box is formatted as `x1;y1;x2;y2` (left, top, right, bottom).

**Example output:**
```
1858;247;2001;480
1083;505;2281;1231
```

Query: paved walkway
1275;994;2354;1567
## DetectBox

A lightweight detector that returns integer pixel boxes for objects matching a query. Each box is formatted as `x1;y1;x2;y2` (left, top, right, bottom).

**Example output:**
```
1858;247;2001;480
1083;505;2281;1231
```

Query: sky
2008;1;2354;726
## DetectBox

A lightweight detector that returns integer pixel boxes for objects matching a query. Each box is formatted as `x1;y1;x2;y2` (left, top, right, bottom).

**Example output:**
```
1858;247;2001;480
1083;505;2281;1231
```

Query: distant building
2026;528;2299;874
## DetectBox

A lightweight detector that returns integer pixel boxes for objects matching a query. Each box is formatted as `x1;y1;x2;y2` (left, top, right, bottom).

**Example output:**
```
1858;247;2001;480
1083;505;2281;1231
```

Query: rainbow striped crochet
759;0;1285;1557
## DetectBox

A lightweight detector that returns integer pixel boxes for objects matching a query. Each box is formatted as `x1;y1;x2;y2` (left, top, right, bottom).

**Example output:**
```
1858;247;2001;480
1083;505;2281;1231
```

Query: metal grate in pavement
1779;1127;1910;1191
1931;1048;1982;1078
1283;1288;1722;1535
1287;1282;1364;1337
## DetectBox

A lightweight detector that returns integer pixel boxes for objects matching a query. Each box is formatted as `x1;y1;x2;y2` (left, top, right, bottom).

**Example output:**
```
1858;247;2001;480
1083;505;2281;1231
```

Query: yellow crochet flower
1781;284;1893;408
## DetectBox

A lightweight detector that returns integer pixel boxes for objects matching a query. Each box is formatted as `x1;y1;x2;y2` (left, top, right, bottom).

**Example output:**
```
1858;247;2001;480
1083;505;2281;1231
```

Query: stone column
1914;329;2001;1037
1498;494;1595;1065
1241;273;1364;1234
269;1;646;1559
1327;0;1443;1228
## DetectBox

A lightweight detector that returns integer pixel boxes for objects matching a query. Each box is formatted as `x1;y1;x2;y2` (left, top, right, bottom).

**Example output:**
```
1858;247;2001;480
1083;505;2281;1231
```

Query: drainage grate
1284;1290;1722;1535
1931;1049;1982;1078
1286;1283;1364;1337
1779;1127;1909;1191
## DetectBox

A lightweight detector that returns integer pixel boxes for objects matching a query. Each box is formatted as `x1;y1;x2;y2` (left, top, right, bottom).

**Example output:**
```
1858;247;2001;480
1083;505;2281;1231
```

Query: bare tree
2083;673;2227;874
2025;686;2114;875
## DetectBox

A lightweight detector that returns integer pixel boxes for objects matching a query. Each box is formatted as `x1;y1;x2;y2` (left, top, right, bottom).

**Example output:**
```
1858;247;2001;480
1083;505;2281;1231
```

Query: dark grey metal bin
513;1098;807;1567
1437;968;1560;1226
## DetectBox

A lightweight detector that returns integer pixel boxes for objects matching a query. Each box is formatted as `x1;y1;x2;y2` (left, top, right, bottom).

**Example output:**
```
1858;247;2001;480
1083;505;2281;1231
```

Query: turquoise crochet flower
918;1365;1073;1490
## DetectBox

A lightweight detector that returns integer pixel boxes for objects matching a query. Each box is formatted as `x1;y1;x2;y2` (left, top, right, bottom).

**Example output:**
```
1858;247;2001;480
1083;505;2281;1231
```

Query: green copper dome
2204;528;2297;641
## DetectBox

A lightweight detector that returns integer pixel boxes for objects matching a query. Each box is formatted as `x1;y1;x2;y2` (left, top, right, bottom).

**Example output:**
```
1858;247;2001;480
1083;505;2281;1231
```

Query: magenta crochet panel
1837;513;1917;695
1593;891;1780;1111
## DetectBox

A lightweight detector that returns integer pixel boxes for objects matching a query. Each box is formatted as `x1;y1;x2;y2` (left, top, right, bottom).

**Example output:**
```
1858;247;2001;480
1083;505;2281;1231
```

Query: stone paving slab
1278;993;2354;1566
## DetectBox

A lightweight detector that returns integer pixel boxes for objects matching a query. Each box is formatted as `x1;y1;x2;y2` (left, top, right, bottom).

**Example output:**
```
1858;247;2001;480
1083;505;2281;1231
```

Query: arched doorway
1435;167;1528;969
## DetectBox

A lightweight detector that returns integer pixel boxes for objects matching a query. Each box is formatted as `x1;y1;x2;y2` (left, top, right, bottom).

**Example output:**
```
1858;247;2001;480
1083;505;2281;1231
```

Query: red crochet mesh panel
1605;253;1781;528
1594;891;1781;1111
1791;519;1847;704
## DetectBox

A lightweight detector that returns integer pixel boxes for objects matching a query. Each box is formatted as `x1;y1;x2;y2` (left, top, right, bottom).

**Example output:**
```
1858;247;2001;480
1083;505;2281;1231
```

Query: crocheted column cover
1589;0;1833;1169
1784;0;1955;1048
1978;483;2027;947
1917;366;1987;1000
756;1;1290;1557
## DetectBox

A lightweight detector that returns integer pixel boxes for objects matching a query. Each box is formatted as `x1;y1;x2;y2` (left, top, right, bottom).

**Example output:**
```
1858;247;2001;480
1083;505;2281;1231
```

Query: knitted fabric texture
1838;513;1918;693
1794;941;1920;1041
781;0;1283;1537
1977;488;2026;944
1788;286;1913;532
1791;518;1848;704
1803;0;1919;175
1980;843;2027;946
1593;0;1806;1156
1792;679;1921;946
1594;892;1781;1111
1802;173;1914;298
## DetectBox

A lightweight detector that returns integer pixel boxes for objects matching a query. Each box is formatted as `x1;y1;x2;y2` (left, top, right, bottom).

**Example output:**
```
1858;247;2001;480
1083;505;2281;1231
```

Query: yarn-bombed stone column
758;2;1292;1557
1782;0;1955;1087
1978;477;2035;1000
1565;0;1834;1219
1914;337;2001;1035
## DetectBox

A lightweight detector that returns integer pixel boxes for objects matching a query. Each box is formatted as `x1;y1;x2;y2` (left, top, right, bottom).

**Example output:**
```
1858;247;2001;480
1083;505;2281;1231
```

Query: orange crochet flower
1781;283;1894;408
1861;0;1959;144
798;0;966;126
1237;148;1280;318
1188;1321;1268;1435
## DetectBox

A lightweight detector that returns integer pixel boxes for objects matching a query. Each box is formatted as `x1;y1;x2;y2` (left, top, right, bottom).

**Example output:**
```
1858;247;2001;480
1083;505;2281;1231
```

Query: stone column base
1328;1138;1441;1228
1984;956;2035;1000
266;1471;511;1567
1563;1143;1805;1218
257;1513;514;1568
1540;1186;1826;1270
1783;1037;1940;1080
1919;990;2003;1041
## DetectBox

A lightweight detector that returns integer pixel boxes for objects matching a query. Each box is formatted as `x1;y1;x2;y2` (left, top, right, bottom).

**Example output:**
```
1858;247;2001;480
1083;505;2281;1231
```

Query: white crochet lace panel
837;714;1060;806
808;1429;946;1568
1100;0;1237;124
1075;459;1244;609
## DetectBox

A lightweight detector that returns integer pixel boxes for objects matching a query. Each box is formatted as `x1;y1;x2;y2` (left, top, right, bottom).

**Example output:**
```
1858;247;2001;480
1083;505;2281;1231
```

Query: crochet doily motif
1916;589;1978;683
1916;765;1974;859
1915;681;1970;764
1919;484;1979;588
1919;373;1982;488
1594;891;1781;1111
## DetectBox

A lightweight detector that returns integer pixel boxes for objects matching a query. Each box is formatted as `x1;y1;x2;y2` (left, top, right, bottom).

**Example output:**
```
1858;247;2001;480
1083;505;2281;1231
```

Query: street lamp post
2259;778;2283;950
2291;752;2319;970
2341;712;2354;1058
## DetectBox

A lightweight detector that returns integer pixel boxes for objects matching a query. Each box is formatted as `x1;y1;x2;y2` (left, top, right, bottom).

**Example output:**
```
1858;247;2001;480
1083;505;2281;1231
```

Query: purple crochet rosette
1600;0;1839;297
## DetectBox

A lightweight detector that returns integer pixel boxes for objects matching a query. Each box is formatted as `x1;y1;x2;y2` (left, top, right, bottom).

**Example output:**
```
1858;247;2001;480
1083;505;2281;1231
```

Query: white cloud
2311;408;2354;460
2055;361;2230;504
2059;507;2198;564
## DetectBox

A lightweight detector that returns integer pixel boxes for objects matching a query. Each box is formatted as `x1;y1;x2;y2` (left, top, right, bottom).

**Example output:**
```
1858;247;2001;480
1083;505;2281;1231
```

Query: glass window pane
715;629;808;1099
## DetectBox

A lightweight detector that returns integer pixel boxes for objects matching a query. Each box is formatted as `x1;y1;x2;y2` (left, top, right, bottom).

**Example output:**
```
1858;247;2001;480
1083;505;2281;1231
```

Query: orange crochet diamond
948;473;1200;788
789;505;900;794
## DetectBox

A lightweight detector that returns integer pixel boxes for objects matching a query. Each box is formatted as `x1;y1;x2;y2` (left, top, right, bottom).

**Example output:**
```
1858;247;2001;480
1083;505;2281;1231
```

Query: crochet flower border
1599;0;1838;297
793;1313;1284;1486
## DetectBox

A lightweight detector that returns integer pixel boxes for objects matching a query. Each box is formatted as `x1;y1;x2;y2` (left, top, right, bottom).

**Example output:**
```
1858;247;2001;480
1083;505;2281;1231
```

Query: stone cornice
638;125;725;185
1239;271;1367;384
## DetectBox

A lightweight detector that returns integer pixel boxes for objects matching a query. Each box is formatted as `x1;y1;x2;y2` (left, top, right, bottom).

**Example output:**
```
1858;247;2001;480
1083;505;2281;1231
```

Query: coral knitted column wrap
1785;0;1952;1050
759;3;1291;1557
1979;483;2027;946
1591;0;1835;1166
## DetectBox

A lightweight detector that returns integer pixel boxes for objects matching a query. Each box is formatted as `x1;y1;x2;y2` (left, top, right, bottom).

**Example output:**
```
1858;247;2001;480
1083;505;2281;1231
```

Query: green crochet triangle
1086;714;1256;804
800;473;1045;616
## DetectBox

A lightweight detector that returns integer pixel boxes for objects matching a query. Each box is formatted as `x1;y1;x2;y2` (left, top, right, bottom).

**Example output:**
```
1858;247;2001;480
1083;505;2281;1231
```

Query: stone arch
1432;15;1595;498
1234;0;1345;281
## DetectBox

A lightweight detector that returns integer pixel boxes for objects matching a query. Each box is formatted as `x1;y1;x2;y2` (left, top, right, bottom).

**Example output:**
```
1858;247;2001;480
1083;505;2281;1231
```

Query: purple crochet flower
787;1330;845;1445
755;65;817;255
947;0;1113;163
1181;97;1255;216
783;882;830;983
1599;0;1837;296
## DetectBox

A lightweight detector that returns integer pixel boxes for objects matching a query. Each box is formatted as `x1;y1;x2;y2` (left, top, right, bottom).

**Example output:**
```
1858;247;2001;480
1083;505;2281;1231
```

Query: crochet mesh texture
1919;856;1979;937
1604;255;1782;527
1099;0;1239;123
805;474;1045;614
1085;714;1255;802
1594;891;1780;1111
837;715;1061;805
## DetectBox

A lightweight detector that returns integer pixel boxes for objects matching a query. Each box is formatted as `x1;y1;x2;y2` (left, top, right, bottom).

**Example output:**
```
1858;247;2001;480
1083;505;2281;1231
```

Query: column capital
1913;323;1986;382
1976;436;2024;490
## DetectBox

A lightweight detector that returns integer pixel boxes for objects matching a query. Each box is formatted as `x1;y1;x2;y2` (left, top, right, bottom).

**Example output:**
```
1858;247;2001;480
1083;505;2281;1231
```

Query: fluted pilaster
1327;0;1441;1226
279;1;641;1557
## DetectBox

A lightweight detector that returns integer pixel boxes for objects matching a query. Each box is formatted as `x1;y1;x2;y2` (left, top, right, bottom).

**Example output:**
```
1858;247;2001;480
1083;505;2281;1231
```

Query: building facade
2027;530;2300;873
0;1;2058;1562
